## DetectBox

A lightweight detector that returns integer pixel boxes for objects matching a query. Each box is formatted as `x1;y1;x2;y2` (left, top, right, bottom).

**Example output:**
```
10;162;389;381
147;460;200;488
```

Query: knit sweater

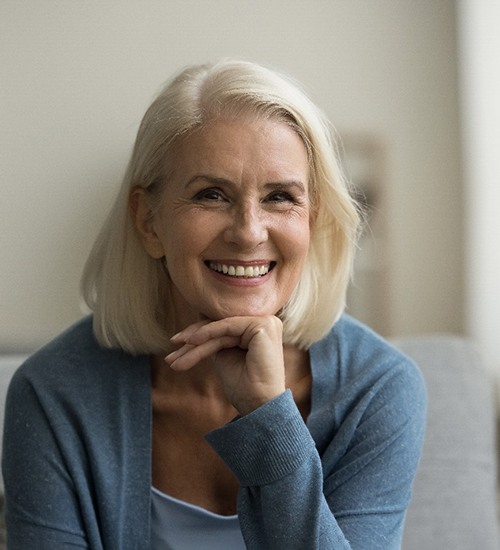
2;315;426;549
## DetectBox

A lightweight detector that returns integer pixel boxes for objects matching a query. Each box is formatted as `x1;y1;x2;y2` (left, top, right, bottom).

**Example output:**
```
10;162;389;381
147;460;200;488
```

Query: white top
151;487;246;549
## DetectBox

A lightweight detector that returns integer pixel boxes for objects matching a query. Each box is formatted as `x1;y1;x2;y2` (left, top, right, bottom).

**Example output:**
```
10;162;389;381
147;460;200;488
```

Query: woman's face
144;116;312;327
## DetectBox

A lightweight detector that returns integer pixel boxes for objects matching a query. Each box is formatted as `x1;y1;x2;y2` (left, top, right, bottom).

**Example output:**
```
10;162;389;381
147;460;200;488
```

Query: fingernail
164;349;178;363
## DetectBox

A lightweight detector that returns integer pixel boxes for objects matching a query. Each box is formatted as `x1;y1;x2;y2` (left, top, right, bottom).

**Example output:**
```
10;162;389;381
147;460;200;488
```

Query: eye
266;191;295;203
193;188;227;202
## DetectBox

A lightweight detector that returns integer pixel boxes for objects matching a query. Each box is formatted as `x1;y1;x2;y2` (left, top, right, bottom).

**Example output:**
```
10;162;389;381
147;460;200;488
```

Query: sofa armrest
393;336;499;550
0;355;27;550
0;355;27;488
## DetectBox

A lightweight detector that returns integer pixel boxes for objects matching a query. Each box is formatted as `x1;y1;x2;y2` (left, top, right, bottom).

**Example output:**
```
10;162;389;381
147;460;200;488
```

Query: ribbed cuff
205;390;315;486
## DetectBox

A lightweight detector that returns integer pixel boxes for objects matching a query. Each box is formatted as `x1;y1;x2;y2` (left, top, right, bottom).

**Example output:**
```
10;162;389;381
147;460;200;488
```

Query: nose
223;200;268;249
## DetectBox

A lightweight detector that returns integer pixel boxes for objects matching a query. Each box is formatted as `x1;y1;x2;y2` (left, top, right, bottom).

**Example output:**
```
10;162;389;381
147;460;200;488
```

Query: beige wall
0;0;463;351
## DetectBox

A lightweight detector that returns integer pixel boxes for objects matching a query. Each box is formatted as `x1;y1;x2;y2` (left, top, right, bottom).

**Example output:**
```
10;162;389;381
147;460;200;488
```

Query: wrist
236;388;286;416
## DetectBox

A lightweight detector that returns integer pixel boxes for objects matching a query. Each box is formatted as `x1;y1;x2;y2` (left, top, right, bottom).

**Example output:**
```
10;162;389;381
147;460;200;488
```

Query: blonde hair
81;60;361;354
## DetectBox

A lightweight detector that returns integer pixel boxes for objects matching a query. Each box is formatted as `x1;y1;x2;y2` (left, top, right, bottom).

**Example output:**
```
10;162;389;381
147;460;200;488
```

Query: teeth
209;262;271;278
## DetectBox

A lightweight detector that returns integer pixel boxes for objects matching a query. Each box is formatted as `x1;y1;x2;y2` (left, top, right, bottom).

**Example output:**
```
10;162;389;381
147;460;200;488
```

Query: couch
0;336;498;549
395;336;499;549
0;355;23;550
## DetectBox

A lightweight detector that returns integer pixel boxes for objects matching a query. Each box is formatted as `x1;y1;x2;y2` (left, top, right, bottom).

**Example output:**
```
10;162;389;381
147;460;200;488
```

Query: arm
167;316;426;549
208;362;426;549
2;370;90;549
206;390;352;549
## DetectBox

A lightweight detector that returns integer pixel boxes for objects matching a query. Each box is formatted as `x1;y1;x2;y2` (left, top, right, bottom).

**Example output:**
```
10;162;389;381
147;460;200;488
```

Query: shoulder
7;316;150;412
3;318;152;544
310;315;426;433
314;314;424;387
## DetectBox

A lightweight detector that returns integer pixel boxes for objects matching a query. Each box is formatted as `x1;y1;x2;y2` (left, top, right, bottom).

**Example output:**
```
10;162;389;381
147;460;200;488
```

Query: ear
129;187;165;259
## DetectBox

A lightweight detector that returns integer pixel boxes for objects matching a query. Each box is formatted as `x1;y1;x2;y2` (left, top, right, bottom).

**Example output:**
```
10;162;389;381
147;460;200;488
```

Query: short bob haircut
81;59;361;354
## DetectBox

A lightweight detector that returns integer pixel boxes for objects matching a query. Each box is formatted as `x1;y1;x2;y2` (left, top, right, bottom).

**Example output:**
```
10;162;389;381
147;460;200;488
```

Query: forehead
171;116;310;183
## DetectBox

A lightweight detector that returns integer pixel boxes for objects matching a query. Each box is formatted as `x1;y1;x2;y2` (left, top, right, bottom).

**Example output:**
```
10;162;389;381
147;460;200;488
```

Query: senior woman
2;60;426;549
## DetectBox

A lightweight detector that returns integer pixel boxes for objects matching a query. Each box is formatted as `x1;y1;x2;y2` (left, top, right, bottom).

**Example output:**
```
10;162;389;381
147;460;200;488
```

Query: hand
165;316;286;415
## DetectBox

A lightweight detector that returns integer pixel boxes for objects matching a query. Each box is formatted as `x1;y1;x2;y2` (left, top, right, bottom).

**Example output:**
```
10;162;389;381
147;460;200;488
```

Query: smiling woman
81;61;360;355
2;60;426;549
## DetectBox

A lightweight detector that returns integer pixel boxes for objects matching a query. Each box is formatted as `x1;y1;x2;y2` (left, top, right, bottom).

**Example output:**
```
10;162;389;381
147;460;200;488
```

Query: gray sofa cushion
394;336;499;550
0;356;27;550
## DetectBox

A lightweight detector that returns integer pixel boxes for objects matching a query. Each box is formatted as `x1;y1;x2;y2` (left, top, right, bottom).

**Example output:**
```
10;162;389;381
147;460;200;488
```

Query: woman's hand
165;316;286;415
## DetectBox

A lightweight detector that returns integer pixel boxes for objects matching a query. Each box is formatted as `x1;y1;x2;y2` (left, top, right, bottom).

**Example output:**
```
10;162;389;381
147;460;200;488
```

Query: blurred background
1;1;499;388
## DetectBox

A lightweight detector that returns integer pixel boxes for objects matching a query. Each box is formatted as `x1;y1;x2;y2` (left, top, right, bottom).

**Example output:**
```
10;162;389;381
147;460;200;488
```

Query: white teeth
209;262;271;278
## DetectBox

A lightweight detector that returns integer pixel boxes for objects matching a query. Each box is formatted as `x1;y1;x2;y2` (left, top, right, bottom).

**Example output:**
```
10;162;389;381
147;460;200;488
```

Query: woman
2;60;426;549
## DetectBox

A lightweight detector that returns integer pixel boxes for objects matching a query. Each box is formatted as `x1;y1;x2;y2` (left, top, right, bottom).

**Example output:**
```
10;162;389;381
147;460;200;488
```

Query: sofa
394;336;499;549
0;336;498;549
0;355;23;550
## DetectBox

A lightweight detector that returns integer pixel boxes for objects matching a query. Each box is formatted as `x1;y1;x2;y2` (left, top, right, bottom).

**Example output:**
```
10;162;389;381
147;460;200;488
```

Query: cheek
282;218;311;260
162;213;206;253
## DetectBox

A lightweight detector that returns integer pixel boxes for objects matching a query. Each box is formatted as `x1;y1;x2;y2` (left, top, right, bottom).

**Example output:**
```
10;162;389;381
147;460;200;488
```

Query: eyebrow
185;174;307;194
185;175;233;188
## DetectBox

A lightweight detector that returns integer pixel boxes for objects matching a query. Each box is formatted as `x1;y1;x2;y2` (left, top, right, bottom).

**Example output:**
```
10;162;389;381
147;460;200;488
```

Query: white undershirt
150;487;246;549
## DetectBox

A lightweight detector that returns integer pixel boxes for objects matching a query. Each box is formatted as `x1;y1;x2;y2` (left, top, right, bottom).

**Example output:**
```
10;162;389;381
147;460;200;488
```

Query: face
136;116;312;328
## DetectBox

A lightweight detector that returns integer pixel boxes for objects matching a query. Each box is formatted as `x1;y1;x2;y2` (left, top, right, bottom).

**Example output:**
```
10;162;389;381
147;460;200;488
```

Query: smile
207;261;273;278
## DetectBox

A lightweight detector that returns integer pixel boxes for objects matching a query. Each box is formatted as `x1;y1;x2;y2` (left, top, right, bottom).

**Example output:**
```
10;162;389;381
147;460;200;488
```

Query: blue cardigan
2;315;426;549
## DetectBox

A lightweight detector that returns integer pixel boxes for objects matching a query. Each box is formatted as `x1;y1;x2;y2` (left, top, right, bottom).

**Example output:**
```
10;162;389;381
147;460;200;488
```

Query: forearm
206;390;352;549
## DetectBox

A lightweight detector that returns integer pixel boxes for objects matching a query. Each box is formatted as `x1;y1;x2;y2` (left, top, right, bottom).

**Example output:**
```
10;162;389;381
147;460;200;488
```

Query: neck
151;353;225;398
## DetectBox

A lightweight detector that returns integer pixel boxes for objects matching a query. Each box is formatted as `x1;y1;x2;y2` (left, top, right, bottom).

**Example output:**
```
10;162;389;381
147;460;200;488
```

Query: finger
170;320;211;344
167;335;241;371
164;343;196;364
185;316;280;347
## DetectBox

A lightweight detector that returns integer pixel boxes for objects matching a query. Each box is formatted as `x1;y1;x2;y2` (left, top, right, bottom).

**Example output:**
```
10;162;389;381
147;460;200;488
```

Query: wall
0;0;463;351
458;0;500;386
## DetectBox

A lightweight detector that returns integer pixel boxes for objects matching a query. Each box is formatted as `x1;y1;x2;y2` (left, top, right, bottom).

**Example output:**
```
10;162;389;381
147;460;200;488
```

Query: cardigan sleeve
206;390;351;548
2;369;90;550
206;357;426;549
